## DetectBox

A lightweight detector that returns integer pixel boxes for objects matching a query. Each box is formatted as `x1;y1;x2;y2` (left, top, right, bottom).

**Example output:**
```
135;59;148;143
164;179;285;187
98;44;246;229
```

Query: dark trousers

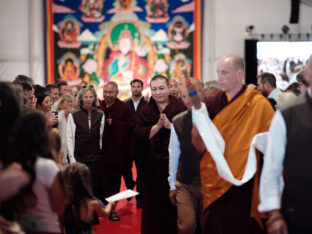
100;164;122;205
288;227;312;234
123;160;135;190
134;154;144;203
141;157;177;234
202;180;264;234
283;212;312;234
101;177;121;205
84;160;102;224
84;160;102;199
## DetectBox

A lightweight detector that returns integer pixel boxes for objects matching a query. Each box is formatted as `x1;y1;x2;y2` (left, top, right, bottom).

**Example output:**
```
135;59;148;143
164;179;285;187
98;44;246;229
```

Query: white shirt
67;111;105;162
168;125;181;191
51;99;60;112
20;157;61;233
258;110;286;212
268;88;282;102
57;110;76;166
259;89;312;212
131;96;143;112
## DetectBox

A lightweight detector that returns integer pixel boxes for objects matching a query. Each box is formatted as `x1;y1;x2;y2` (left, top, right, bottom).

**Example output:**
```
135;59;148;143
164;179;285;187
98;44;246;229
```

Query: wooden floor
94;164;142;234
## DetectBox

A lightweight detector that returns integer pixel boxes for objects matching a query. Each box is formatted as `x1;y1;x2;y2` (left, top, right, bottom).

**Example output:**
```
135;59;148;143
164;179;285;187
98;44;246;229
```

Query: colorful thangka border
45;0;202;98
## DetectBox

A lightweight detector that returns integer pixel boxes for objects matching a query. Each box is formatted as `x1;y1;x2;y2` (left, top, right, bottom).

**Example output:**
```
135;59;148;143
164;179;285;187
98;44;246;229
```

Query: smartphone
51;111;58;128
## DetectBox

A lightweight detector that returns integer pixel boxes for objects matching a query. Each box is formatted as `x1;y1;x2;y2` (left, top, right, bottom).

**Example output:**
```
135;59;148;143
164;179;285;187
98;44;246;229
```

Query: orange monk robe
200;87;274;227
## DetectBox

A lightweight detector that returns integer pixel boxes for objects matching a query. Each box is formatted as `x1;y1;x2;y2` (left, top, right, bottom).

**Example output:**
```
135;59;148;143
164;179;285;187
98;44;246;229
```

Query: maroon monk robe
135;95;186;234
100;98;136;200
202;85;270;234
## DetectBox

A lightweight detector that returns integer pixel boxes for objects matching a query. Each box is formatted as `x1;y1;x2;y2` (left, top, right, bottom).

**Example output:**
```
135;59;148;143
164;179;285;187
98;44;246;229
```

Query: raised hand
161;113;171;129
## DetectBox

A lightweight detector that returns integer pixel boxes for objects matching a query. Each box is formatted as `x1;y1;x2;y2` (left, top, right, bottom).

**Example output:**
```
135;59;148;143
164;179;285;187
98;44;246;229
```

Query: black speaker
244;39;258;85
290;0;300;23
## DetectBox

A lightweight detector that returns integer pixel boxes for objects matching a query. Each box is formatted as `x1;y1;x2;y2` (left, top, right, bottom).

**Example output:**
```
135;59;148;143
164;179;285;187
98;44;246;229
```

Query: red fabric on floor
94;163;142;234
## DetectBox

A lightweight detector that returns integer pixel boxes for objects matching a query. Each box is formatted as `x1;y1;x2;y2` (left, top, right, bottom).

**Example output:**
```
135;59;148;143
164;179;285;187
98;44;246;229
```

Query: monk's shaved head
104;81;118;92
150;75;169;86
217;54;244;98
220;55;245;71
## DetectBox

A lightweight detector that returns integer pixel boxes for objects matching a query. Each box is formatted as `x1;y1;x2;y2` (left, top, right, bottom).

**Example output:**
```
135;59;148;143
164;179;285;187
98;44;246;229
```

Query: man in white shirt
46;84;60;112
124;79;148;208
259;55;312;234
124;79;148;118
257;72;282;102
52;81;71;111
168;78;205;234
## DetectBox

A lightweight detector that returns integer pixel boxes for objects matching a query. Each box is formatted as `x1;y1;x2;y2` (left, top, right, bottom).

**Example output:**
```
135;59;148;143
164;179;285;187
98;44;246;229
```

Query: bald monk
136;75;186;234
192;55;275;233
100;81;135;221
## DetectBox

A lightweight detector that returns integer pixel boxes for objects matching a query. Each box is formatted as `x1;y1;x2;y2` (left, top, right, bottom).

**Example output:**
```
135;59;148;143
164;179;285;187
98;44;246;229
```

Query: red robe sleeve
101;99;136;171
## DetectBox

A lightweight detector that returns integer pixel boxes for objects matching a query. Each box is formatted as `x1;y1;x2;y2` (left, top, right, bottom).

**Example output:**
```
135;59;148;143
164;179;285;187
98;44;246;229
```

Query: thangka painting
45;0;202;99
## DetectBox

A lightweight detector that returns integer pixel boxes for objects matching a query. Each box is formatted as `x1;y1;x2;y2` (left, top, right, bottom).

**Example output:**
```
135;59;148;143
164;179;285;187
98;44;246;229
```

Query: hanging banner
45;0;202;99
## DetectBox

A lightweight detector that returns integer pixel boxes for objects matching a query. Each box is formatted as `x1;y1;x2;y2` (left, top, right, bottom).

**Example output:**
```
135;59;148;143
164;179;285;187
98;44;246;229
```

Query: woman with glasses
36;92;58;128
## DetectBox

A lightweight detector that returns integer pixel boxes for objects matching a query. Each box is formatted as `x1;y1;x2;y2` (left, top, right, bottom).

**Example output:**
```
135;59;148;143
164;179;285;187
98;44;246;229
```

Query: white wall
0;0;312;84
203;0;312;82
0;0;44;85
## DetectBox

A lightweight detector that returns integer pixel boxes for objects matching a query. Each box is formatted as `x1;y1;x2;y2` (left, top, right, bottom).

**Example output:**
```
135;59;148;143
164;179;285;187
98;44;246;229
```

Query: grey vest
173;110;203;185
281;93;312;228
71;107;103;163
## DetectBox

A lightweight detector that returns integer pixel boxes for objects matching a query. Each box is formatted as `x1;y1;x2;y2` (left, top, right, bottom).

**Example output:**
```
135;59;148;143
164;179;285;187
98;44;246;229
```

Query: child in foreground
63;162;115;234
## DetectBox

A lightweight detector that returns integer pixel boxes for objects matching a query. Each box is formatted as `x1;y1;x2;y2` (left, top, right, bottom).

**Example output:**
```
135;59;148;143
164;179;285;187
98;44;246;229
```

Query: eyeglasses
82;85;94;89
43;99;53;104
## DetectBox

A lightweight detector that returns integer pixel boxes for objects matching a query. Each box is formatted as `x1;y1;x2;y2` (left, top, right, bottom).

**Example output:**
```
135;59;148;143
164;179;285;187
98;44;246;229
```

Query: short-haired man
19;82;36;109
192;55;274;233
54;80;71;110
46;84;60;112
259;55;312;234
125;79;148;118
13;76;36;109
204;80;221;98
257;72;282;102
136;75;186;234
13;74;34;86
100;81;135;221
124;79;148;208
168;78;205;234
46;84;60;102
56;80;71;96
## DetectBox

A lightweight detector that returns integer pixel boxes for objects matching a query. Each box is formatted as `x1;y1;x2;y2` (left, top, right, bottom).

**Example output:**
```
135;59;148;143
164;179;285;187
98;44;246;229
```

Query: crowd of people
0;53;311;234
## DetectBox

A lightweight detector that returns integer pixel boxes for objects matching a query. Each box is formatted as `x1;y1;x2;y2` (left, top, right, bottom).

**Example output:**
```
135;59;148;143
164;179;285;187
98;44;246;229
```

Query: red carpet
94;164;142;234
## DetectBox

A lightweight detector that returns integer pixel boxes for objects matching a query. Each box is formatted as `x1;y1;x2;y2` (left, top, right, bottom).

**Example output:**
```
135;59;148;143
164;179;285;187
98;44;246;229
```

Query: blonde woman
57;94;76;166
67;86;104;200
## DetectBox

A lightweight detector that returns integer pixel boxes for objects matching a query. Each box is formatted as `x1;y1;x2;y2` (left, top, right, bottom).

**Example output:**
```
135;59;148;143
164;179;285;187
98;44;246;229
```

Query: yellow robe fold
200;87;274;227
